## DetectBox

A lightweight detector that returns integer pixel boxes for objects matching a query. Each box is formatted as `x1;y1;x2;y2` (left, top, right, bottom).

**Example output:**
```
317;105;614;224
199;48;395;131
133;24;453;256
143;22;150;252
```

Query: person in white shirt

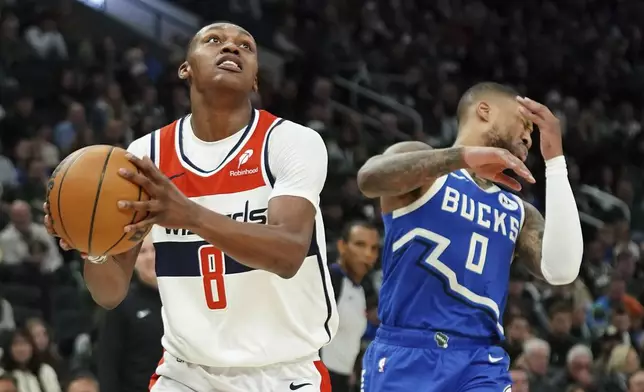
44;22;338;392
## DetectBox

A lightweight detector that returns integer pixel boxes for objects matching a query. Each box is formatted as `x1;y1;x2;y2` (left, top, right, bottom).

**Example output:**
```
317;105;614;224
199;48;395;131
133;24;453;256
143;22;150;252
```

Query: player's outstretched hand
117;154;200;232
516;96;563;161
43;202;89;259
462;147;535;191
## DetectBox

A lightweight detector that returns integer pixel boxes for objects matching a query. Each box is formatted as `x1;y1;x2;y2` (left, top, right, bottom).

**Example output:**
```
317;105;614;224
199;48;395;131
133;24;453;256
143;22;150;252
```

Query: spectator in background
24;12;67;60
65;373;98;392
629;370;644;392
0;328;61;392
97;236;162;392
510;368;530;392
322;221;380;392
503;315;532;364
519;338;551;392
0;374;17;392
53;103;91;156
0;200;61;273
603;344;641;392
25;318;65;381
551;345;594;391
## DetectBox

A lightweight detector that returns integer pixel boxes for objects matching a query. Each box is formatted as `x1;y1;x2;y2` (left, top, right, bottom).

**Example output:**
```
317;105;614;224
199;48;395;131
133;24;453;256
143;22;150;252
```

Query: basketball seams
87;147;115;255
102;167;146;255
52;149;90;250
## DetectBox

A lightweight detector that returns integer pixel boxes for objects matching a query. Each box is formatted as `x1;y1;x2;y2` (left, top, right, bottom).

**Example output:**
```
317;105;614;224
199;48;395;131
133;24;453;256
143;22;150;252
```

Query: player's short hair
522;338;550;355
566;344;593;365
456;82;518;125
340;221;379;242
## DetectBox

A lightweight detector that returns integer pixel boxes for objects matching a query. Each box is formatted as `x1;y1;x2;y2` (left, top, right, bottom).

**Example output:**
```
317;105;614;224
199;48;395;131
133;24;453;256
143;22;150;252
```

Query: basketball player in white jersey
44;22;338;392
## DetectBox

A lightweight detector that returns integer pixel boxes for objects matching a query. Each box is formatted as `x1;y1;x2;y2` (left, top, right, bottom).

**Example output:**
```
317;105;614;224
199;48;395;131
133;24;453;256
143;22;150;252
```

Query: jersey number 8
198;245;228;310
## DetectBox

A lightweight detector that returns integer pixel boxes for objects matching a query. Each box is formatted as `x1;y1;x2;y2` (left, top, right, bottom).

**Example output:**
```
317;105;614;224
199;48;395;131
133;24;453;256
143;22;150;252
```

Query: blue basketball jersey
379;169;525;341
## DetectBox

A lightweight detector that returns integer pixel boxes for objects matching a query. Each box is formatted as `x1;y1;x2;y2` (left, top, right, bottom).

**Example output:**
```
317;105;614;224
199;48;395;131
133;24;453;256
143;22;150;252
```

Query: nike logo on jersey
488;354;504;363
136;309;150;319
289;382;312;390
168;172;185;181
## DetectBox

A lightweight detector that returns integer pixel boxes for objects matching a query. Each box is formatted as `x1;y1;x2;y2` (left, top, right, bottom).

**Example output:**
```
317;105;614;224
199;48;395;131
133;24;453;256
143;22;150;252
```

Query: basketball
46;145;151;256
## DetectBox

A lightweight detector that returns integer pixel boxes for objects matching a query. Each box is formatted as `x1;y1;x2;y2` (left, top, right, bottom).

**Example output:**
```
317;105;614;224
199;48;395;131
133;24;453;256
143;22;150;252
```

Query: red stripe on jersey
156;110;278;198
314;360;332;392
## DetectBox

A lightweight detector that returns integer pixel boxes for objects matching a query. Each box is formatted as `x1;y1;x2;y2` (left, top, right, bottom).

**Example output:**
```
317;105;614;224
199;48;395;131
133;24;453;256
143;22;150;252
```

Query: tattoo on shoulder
515;201;545;280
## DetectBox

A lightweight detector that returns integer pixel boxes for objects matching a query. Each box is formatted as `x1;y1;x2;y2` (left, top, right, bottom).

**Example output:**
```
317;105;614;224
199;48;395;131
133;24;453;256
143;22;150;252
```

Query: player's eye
206;36;221;44
240;42;252;51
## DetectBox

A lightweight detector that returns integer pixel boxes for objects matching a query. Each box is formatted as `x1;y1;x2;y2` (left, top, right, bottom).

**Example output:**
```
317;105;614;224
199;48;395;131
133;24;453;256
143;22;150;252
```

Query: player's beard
485;124;522;159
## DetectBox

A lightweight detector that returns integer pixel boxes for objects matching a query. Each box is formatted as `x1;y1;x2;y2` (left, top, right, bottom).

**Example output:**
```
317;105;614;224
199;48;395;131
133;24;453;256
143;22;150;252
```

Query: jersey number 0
198;245;228;310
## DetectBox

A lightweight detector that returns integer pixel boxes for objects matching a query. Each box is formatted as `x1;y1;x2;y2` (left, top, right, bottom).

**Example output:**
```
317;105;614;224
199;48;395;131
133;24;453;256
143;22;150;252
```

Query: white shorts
149;351;332;392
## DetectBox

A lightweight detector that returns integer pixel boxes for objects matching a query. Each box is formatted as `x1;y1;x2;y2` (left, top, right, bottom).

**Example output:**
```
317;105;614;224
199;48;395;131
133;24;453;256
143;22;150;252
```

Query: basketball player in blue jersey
357;82;584;392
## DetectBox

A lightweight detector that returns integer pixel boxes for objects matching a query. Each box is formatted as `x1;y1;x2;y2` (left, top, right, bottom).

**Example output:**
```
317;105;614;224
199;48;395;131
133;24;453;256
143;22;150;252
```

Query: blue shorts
361;325;512;392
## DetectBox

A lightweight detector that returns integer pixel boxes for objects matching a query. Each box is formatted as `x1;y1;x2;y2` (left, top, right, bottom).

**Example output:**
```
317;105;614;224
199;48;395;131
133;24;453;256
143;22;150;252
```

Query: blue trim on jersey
263;118;285;187
177;109;257;174
154;241;255;277
149;130;156;164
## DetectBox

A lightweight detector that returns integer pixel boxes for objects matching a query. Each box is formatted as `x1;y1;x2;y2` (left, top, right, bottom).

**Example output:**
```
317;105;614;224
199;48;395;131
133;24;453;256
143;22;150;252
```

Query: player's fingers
43;202;50;215
492;173;522;191
124;219;155;233
117;199;162;212
126;154;166;183
497;151;535;183
44;214;56;236
118;168;157;195
59;238;73;251
516;96;550;116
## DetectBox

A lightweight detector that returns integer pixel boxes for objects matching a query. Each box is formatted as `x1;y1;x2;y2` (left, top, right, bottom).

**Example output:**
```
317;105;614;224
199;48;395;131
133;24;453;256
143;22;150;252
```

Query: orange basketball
46;145;152;256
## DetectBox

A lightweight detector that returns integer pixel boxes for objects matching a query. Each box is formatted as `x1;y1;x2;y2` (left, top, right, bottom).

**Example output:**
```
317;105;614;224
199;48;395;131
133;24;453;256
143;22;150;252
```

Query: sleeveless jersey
138;109;336;367
379;169;525;341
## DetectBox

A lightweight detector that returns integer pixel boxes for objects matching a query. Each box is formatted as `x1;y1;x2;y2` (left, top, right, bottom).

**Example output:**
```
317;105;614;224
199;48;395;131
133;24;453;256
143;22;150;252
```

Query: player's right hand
461;146;535;191
43;202;89;259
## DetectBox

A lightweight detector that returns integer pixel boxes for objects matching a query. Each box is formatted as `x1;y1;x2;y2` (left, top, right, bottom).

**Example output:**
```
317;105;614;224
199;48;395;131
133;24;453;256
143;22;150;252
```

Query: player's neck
190;100;253;142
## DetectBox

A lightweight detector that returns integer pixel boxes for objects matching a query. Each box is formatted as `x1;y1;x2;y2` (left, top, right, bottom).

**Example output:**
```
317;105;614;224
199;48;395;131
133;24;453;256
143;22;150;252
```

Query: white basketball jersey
129;109;337;367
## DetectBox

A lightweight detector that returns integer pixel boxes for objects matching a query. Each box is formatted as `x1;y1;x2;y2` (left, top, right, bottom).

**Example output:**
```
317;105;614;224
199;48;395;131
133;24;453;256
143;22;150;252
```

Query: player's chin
211;73;251;89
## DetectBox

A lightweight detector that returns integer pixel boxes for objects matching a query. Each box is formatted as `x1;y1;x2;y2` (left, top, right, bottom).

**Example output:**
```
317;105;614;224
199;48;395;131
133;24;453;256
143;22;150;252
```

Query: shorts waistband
375;324;499;349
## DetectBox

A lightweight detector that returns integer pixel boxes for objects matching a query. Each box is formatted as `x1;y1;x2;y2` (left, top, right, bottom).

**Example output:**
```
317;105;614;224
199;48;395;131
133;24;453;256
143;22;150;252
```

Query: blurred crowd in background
1;0;644;391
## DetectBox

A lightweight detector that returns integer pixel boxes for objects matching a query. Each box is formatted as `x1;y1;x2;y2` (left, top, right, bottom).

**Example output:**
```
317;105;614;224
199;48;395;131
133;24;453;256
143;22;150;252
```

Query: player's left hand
117;154;200;232
516;96;564;161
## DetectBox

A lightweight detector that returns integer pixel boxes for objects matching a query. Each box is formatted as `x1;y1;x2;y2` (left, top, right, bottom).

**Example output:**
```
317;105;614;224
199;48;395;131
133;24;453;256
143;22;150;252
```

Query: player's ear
336;238;346;255
475;101;491;122
252;76;258;93
178;61;190;81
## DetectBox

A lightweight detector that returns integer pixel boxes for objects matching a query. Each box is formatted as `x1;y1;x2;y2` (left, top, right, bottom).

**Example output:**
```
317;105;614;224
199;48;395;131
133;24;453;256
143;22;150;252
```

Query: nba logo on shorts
378;357;387;373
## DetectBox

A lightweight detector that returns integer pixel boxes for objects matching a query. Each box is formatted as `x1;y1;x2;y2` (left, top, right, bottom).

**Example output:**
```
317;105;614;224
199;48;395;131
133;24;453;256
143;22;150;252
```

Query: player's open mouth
216;56;243;73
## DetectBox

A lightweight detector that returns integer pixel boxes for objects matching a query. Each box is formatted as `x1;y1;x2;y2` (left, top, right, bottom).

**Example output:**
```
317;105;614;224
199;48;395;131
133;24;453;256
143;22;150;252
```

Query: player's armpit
514;201;545;281
188;196;316;279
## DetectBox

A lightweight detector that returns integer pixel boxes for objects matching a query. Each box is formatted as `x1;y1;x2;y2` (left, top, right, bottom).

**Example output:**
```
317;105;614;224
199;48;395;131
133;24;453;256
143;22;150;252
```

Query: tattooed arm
515;201;545;280
515;157;584;285
357;142;466;197
357;142;467;213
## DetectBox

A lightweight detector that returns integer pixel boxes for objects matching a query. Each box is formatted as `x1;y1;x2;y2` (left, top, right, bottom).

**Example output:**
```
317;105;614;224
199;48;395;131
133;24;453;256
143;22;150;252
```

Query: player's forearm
518;157;583;285
357;147;466;198
188;207;308;279
540;156;584;284
83;248;138;309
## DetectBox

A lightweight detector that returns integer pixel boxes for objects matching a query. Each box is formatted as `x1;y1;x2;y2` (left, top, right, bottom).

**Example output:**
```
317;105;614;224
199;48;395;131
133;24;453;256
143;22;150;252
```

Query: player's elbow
356;166;380;198
90;290;128;310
